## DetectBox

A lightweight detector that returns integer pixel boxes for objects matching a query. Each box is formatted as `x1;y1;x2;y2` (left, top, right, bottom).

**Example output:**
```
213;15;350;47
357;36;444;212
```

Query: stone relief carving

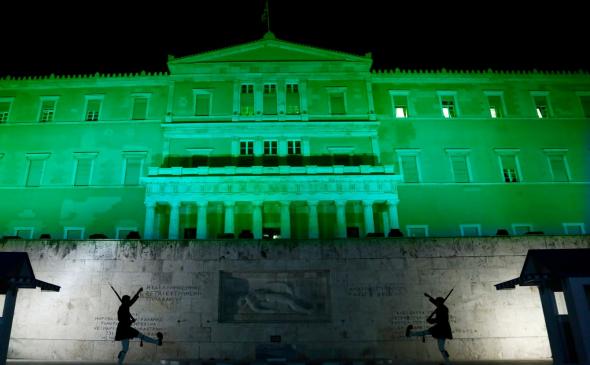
219;270;330;322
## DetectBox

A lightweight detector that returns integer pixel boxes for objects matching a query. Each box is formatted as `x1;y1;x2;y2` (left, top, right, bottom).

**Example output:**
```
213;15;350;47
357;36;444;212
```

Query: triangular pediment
168;33;372;74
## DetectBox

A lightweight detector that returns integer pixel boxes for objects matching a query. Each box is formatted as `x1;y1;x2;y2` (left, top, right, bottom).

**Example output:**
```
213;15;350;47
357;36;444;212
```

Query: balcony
162;154;378;168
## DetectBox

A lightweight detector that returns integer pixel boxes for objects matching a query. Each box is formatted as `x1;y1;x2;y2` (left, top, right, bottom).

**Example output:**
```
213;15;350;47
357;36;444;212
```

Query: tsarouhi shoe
157;332;164;346
405;325;413;337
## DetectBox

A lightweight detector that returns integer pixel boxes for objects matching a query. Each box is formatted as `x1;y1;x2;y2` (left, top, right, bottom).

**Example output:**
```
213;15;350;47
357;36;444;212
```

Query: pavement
6;361;554;365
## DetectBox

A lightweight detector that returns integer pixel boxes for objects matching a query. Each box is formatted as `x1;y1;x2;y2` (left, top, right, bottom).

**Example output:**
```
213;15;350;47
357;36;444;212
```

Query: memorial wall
1;236;588;362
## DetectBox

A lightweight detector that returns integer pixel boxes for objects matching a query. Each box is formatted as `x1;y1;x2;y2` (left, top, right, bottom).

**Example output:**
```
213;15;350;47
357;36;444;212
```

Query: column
0;287;18;363
335;200;347;239
563;277;590;364
387;199;400;229
363;201;375;235
538;286;566;365
224;201;235;235
280;201;291;239
252;201;263;239
196;201;208;239
143;201;156;239
308;200;319;239
168;201;180;239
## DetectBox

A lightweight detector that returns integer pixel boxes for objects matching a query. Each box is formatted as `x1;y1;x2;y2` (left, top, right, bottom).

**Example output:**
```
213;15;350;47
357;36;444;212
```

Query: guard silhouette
406;291;453;365
110;285;163;364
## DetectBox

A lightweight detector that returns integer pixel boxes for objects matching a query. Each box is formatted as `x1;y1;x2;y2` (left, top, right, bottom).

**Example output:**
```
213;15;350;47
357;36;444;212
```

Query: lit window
391;94;409;118
263;140;278;155
440;95;457;118
263;84;277;115
286;83;300;115
287;140;301;155
532;94;551;118
496;150;521;183
240;84;254;116
39;99;57;122
85;98;102;121
240;141;254;156
131;96;149;120
486;94;505;118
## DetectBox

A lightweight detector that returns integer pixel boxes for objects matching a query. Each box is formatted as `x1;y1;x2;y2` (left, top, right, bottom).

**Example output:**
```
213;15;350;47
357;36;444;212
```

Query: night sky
1;0;588;77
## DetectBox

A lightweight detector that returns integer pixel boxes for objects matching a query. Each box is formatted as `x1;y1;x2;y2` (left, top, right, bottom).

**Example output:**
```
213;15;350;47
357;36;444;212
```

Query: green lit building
1;33;588;240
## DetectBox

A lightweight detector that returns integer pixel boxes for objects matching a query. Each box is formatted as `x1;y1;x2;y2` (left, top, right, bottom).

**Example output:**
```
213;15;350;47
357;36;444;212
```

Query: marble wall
1;235;588;362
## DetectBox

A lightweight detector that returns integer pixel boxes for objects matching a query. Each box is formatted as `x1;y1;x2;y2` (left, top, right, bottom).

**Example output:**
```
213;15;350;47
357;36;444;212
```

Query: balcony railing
162;154;378;168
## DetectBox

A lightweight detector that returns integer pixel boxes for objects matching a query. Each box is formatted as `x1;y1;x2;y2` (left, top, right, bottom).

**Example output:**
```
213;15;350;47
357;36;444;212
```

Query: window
485;92;505;118
239;141;254;156
329;92;346;115
194;91;211;116
14;227;34;239
532;93;551;118
407;225;429;237
85;97;102;121
117;227;138;239
0;98;13;123
390;92;409;118
544;150;570;182
563;223;585;235
287;140;301;155
131;95;149;120
286;83;300;115
460;224;481;237
263;84;277;115
578;94;590;118
446;149;471;183
64;227;84;239
25;153;50;187
396;149;421;183
263;140;278;155
495;149;521;183
240;84;254;116
439;94;457;118
39;98;57;122
73;153;97;186
122;152;146;186
512;224;532;235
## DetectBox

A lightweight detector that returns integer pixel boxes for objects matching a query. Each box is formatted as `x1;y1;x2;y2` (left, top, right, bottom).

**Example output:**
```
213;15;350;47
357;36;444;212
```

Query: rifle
425;288;454;323
109;283;122;302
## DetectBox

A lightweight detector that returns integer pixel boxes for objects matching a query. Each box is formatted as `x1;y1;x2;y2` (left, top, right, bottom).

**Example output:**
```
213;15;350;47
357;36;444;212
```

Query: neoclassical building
1;33;588;240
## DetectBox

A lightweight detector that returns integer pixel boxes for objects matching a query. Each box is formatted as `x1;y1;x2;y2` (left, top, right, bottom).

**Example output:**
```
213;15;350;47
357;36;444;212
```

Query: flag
261;0;269;25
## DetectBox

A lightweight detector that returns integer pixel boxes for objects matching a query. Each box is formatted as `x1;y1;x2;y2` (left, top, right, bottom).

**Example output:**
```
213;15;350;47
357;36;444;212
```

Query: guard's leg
117;339;129;365
437;338;451;365
138;332;163;346
407;327;429;338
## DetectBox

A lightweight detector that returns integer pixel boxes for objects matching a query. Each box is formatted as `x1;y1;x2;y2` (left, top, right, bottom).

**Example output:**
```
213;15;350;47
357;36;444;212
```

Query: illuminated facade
1;33;589;240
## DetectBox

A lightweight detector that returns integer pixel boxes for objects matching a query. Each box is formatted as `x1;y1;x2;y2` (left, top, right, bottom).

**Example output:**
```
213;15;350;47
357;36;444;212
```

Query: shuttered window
74;159;93;186
195;94;210;116
132;96;148;120
0;101;11;122
26;160;45;187
240;84;254;116
400;155;419;183
330;93;345;115
263;84;277;115
579;95;590;117
124;158;142;185
450;155;470;183
548;154;569;182
286;83;300;115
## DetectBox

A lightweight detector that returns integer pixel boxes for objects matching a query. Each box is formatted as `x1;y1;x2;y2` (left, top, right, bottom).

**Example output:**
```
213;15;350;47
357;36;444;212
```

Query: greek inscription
142;285;202;304
346;284;406;297
93;316;162;341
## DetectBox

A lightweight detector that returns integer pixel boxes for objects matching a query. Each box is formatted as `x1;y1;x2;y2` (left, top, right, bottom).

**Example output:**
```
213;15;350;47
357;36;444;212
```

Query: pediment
168;33;372;74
